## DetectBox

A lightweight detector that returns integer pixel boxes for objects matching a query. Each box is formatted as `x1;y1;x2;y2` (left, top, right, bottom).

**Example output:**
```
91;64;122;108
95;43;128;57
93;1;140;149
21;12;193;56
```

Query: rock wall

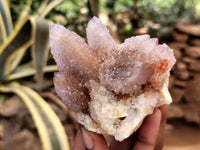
167;24;200;125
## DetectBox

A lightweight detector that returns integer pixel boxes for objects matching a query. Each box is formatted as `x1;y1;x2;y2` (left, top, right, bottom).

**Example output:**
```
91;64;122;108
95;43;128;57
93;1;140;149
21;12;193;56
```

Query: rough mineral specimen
50;16;176;141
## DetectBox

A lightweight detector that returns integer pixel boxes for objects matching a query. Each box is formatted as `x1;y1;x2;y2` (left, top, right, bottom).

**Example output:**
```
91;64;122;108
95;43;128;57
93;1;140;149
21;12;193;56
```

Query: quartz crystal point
50;16;176;141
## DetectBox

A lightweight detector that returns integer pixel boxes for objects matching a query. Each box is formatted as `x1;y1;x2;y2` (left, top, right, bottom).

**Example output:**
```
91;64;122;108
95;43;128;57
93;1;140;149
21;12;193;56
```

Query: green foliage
0;0;70;149
48;0;89;37
100;0;200;40
10;0;199;41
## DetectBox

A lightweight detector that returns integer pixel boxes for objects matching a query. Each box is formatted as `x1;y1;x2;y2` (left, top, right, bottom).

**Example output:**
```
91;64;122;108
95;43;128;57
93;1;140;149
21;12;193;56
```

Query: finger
82;128;109;150
155;105;166;150
109;133;136;150
132;108;162;150
73;128;85;150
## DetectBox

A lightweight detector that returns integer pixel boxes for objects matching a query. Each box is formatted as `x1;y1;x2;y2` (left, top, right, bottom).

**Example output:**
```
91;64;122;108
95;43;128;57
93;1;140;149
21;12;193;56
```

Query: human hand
73;105;166;150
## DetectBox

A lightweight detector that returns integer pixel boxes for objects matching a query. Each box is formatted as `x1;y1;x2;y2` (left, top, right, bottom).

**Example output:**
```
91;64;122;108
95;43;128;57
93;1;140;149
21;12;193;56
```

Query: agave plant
0;0;70;149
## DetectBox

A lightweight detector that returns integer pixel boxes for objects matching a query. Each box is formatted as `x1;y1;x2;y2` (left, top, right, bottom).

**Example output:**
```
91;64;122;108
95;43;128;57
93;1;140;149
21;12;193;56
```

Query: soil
164;120;200;150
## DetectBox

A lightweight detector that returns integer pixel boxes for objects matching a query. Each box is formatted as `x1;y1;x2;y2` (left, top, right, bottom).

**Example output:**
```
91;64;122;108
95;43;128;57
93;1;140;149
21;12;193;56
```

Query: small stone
166;104;184;118
176;62;187;70
173;49;182;59
168;76;175;89
185;76;200;102
174;80;186;88
1;130;41;150
190;39;200;46
176;24;200;36
188;60;200;72
182;103;200;124
165;124;174;135
0;96;26;117
175;70;190;80
173;31;188;42
2;117;24;138
182;57;195;64
184;46;200;58
169;42;187;49
49;102;67;122
0;123;3;139
170;88;184;103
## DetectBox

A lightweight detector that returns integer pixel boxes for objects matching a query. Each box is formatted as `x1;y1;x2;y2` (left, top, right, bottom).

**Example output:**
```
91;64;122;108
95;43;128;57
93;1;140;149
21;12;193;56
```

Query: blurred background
0;0;200;150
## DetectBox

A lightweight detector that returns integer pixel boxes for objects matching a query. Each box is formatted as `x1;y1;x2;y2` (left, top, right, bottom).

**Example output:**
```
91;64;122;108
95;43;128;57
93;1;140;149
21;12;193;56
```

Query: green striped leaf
38;0;65;18
5;40;33;76
0;13;7;44
15;0;33;27
0;18;31;81
0;82;70;150
35;0;49;16
7;64;57;81
0;0;13;36
0;18;32;81
0;17;51;83
30;17;50;85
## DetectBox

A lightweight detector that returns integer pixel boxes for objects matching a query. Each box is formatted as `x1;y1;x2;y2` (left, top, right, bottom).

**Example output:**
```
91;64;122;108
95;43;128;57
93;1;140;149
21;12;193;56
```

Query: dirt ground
164;122;200;150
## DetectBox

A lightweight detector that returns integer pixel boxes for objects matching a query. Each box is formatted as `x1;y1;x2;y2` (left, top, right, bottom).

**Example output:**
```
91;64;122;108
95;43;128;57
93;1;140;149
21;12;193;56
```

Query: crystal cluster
50;17;176;141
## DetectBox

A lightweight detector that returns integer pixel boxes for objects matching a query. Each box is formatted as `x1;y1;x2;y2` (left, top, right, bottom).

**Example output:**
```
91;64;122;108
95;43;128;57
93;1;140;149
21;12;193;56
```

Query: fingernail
81;128;93;149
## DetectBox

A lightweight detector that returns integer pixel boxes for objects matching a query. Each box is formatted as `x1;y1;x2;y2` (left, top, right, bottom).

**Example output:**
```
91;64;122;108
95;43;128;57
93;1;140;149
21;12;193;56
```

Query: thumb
81;128;109;150
132;108;162;150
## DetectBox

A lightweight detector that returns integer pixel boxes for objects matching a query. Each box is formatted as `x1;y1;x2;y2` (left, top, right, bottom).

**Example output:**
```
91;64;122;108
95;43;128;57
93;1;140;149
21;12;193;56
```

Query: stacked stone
167;24;200;125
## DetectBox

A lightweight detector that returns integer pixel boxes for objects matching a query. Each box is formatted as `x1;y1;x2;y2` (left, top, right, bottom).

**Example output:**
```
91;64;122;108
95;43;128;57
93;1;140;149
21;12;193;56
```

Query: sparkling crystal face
50;16;176;141
50;16;175;112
